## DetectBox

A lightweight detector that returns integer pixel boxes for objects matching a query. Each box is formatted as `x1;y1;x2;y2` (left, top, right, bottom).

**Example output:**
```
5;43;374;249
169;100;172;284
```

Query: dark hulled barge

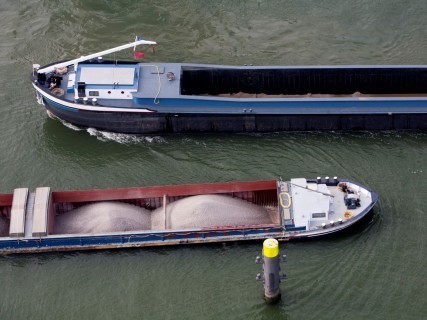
0;177;377;254
30;39;427;133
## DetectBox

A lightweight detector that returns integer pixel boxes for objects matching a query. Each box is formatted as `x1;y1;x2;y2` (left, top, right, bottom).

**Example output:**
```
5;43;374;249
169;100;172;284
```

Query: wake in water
86;128;166;144
47;111;165;144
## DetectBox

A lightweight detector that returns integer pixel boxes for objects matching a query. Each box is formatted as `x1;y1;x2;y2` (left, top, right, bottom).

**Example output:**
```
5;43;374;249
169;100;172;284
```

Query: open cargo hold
0;194;13;237
180;67;427;96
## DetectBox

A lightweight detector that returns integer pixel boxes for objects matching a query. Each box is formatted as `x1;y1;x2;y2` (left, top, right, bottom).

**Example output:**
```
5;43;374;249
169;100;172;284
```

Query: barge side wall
44;100;427;133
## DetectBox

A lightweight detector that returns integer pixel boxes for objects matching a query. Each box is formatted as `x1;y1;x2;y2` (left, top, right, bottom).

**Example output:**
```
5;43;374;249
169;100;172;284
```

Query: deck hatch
32;187;51;237
79;66;135;85
9;188;28;237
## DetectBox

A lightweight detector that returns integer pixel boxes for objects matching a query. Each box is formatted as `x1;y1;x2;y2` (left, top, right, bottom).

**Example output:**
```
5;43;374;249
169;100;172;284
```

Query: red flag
133;51;145;59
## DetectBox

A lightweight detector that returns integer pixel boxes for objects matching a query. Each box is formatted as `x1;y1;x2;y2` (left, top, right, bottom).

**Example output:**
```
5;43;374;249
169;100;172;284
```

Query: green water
0;1;426;319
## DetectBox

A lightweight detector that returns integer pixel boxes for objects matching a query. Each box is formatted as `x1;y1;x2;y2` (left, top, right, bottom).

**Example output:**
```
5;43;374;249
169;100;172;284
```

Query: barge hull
0;204;375;255
32;59;427;133
44;101;427;133
0;179;377;254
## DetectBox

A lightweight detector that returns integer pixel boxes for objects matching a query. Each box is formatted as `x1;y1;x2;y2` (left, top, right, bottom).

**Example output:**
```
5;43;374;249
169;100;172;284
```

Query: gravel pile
151;195;272;230
54;202;151;235
0;216;9;237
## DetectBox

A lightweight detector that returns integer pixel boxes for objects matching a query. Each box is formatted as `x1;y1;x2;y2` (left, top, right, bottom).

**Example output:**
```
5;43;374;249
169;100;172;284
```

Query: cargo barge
0;177;377;254
30;39;427;133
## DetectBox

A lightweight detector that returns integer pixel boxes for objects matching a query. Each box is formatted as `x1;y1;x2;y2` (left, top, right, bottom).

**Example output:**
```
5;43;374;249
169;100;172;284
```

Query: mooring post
256;238;287;303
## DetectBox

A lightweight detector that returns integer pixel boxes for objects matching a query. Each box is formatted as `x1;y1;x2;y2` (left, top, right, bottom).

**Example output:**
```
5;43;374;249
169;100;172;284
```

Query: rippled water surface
0;1;426;319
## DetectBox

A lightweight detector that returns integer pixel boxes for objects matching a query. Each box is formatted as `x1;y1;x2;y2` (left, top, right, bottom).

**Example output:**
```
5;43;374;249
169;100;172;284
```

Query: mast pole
37;39;157;74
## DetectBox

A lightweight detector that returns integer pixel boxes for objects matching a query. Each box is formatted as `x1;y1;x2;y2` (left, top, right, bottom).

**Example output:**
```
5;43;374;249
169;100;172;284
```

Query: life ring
56;66;68;74
344;211;353;220
51;87;65;97
279;192;291;209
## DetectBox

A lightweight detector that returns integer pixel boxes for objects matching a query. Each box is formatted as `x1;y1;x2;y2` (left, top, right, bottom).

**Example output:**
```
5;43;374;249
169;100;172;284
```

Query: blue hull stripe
44;97;79;113
134;97;427;113
0;226;282;251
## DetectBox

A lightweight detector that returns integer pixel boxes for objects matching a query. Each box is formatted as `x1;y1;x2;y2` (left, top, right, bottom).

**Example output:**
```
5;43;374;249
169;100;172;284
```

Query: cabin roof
291;178;331;228
76;64;139;88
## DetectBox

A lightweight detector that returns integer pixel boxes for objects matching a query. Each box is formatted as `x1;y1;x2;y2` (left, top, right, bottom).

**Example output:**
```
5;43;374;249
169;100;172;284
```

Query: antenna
37;38;157;74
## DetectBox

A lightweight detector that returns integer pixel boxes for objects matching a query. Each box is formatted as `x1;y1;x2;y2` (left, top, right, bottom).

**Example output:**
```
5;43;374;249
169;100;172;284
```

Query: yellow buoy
263;238;279;258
